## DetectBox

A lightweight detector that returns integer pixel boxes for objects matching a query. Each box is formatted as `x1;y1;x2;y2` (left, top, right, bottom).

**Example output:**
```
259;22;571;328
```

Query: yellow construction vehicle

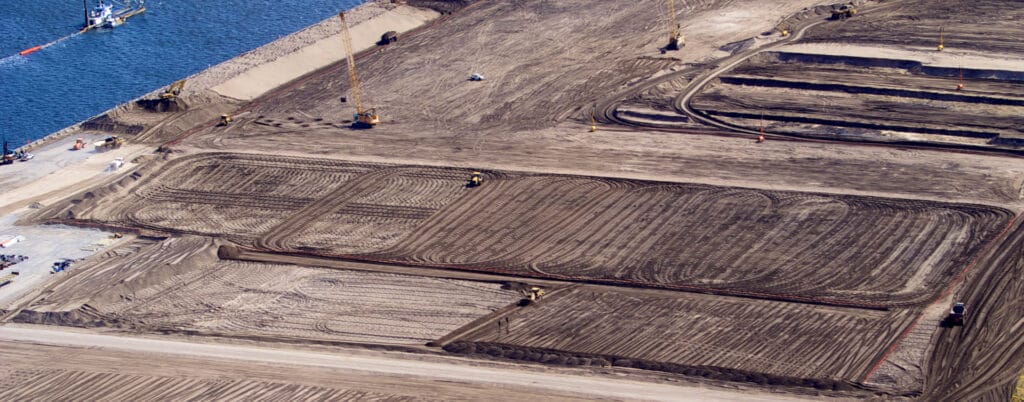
94;135;125;150
218;114;233;126
338;12;380;129
518;286;545;305
830;3;857;20
467;171;483;187
937;27;944;51
161;79;186;100
664;0;684;51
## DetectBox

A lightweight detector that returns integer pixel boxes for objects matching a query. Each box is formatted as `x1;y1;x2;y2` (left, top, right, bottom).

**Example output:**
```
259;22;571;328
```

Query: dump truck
94;136;125;150
831;4;857;20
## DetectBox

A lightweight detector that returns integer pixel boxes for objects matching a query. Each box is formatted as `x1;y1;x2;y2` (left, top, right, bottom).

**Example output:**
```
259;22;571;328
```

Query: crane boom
337;12;379;128
338;12;363;115
667;0;678;40
665;0;683;51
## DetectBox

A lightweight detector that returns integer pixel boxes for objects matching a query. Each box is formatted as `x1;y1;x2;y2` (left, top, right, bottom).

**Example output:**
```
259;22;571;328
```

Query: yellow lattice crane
665;0;684;51
338;12;379;128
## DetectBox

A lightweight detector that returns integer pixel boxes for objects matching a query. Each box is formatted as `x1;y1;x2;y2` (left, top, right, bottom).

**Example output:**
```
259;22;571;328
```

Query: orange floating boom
19;46;42;56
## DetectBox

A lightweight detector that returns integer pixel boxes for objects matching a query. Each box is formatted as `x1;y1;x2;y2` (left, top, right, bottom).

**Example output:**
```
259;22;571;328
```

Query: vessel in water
83;0;145;30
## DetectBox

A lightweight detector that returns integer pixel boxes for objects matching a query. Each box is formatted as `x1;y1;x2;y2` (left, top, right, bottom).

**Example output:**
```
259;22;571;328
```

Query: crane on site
338;12;379;129
664;0;684;51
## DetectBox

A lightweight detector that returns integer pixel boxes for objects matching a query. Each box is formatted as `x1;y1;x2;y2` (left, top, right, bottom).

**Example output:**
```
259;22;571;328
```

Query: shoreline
21;0;438;153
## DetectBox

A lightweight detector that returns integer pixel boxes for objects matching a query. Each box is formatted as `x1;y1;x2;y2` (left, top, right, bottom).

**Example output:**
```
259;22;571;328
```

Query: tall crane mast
338;12;379;128
665;0;684;51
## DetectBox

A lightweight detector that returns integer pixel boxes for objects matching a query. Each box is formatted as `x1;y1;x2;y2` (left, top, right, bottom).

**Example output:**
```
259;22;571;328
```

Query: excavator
664;0;684;51
338;12;380;129
161;79;186;100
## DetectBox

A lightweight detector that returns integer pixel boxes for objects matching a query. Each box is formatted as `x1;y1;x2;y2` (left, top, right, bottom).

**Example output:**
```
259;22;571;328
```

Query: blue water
1;0;363;147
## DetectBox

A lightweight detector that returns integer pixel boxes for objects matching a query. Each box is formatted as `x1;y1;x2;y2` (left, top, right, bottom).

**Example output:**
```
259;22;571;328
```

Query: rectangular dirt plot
366;176;1011;307
453;287;917;382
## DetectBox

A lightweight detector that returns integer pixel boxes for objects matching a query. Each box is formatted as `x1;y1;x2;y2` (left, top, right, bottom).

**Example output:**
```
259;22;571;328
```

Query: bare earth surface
4;0;1024;400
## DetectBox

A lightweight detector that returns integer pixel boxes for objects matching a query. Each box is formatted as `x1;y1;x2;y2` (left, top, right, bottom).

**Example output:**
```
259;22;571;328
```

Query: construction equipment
379;30;398;45
519;286;545;305
219;114;233;126
338;12;380;129
937;27;944;51
161;79;186;100
948;302;965;326
72;137;87;150
831;3;857;20
94;135;125;150
664;0;684;50
0;272;18;288
957;66;965;91
778;23;790;37
467;171;483;187
1;141;14;165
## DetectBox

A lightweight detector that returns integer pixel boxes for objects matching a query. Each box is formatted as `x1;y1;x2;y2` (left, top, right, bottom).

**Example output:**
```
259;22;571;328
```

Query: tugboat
83;0;145;30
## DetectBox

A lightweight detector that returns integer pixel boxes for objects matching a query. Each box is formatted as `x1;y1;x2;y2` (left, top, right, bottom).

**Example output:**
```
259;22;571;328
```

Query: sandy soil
213;6;439;101
6;0;1024;399
14;237;518;346
30;152;1012;308
779;43;1024;72
451;285;916;384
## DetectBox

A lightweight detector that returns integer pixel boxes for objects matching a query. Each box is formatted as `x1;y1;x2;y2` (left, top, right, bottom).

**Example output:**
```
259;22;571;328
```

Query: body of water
1;0;363;148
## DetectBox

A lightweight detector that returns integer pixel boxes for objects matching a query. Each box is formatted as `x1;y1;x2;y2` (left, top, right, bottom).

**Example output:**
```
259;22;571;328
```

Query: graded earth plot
683;0;1024;148
691;51;1024;144
0;340;584;401
184;0;835;156
15;237;519;345
800;1;1024;55
922;220;1024;400
37;153;1013;308
37;153;389;243
448;286;915;385
365;177;1011;307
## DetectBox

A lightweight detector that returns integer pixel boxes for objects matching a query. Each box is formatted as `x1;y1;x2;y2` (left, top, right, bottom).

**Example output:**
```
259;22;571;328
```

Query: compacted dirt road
0;325;810;401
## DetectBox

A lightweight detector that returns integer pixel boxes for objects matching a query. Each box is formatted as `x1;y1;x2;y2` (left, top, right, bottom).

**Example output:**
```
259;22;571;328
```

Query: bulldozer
831;4;857;20
467;171;483;187
161;79;186;100
94;136;125;151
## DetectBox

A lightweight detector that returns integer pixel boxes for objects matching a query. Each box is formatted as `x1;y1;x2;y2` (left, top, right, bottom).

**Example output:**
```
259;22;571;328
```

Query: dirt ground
7;0;1024;400
14;237;518;346
31;152;1012;308
0;339;596;401
450;285;916;384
